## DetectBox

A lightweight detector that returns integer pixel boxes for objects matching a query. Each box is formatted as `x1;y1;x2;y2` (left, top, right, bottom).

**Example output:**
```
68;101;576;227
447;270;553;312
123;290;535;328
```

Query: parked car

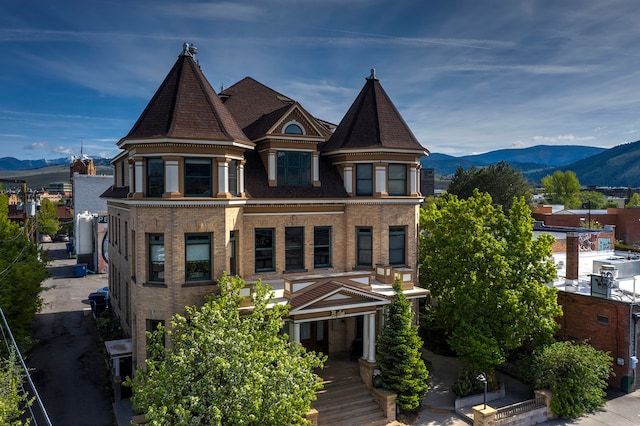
39;234;52;243
54;234;70;242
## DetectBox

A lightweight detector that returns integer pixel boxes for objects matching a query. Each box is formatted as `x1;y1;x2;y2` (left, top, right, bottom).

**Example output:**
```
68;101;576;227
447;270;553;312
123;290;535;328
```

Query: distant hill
0;162;113;190
460;145;605;167
526;141;640;187
0;157;112;171
421;142;640;187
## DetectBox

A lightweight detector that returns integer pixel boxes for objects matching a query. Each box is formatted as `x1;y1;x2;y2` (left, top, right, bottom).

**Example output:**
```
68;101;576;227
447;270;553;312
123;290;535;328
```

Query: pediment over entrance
289;281;390;317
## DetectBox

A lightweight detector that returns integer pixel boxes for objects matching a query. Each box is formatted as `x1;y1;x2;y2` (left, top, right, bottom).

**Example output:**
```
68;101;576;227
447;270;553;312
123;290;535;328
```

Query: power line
0;307;52;426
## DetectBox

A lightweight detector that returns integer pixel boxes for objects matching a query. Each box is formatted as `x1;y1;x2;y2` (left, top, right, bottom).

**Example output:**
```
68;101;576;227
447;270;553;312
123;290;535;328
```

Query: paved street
27;242;114;426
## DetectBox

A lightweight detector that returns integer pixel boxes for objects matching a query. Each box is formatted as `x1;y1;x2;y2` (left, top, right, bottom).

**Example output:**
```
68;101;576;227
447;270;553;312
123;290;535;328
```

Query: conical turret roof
122;44;249;143
322;69;426;153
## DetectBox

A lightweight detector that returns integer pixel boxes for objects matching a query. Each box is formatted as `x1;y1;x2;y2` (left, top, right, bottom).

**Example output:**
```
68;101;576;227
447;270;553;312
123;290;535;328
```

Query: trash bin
66;242;74;258
75;263;87;277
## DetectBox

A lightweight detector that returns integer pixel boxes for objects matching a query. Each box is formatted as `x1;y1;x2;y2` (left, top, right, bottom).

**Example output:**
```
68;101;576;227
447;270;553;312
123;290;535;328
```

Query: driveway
27;242;114;425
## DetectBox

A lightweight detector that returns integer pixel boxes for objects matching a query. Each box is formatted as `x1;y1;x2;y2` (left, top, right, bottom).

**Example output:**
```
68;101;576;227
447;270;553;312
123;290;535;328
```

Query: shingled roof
122;44;249;143
220;77;332;140
321;70;427;153
219;77;293;134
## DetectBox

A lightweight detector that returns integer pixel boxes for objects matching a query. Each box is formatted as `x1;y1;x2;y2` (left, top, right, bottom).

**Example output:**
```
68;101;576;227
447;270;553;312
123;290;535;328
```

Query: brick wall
556;291;635;390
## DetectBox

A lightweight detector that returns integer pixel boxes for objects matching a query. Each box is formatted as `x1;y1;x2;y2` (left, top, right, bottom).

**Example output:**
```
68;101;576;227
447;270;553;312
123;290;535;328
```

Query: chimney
565;232;579;287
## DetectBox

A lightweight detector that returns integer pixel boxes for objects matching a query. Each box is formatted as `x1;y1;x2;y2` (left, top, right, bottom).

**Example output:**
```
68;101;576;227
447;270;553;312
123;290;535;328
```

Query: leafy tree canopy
447;161;533;211
0;192;49;350
419;191;561;372
36;198;60;237
377;278;429;411
541;170;581;209
533;341;613;418
579;191;607;209
126;275;326;426
627;192;640;208
0;348;33;425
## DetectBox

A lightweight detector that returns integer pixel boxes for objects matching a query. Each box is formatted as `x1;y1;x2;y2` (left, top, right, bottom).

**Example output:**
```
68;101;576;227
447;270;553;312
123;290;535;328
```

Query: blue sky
2;0;640;160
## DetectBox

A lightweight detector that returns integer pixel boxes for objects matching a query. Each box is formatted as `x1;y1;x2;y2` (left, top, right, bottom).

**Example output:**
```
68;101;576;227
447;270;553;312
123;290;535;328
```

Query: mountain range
1;141;639;188
421;141;640;187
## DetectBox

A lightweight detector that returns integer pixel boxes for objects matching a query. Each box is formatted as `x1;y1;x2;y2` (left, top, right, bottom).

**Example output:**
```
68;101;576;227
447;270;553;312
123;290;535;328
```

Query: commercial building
102;44;430;379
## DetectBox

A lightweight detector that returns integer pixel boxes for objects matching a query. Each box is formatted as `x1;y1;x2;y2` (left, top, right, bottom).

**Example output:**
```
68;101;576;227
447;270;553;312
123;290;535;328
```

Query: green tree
0;192;49;349
419;191;561;373
377;278;429;411
0;348;33;425
533;341;613;418
627;192;640;207
447;161;533;211
541;170;581;209
36;198;60;237
126;274;326;426
579;191;607;209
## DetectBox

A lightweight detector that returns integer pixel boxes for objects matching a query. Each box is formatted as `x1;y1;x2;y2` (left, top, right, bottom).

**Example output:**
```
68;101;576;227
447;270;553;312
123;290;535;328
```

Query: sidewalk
414;349;533;425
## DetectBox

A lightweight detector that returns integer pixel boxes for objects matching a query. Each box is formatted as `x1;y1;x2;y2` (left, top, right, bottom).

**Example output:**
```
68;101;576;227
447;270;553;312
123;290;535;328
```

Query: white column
165;160;179;193
375;165;386;194
218;160;229;194
268;151;276;181
344;166;353;194
410;164;418;194
362;315;370;360
313;152;320;182
293;322;301;343
367;313;376;362
238;161;245;194
114;358;121;376
134;160;143;194
127;161;133;190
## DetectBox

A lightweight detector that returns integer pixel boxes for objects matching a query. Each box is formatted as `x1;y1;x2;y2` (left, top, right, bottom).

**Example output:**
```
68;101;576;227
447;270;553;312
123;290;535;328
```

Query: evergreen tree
126;274;326;426
376;277;429;411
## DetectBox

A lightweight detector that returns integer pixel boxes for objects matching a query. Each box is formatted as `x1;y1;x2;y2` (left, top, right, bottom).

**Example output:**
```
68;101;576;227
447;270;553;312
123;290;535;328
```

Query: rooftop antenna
81;138;84;158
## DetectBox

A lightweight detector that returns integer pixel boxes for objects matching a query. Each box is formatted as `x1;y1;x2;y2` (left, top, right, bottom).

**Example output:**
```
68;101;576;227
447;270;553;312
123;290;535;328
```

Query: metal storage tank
76;211;94;255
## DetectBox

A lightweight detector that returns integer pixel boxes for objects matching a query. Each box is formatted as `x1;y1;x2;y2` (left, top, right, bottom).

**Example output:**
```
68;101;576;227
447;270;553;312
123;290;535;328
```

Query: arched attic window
284;122;304;135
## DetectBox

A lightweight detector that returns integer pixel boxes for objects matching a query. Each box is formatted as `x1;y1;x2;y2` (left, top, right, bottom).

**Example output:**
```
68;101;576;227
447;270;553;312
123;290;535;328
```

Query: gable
289;281;390;315
268;104;329;139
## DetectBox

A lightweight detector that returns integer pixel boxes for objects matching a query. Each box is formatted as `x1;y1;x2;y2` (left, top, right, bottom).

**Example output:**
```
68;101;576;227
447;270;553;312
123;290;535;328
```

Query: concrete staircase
313;355;388;426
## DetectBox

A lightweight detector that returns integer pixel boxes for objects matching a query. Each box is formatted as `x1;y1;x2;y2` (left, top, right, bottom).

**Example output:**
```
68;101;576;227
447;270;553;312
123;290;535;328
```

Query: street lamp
476;373;488;409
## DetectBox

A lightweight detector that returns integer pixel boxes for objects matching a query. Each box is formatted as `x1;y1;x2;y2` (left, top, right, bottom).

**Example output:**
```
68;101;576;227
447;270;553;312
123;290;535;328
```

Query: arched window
284;123;303;135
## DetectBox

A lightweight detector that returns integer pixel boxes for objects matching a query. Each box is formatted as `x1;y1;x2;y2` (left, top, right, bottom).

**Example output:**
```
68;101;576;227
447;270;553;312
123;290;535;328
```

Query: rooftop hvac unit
591;272;614;299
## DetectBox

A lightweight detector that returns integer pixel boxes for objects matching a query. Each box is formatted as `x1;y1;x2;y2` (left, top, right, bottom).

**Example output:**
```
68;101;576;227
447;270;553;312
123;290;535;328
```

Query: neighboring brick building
547;228;640;392
102;44;430;373
533;205;640;245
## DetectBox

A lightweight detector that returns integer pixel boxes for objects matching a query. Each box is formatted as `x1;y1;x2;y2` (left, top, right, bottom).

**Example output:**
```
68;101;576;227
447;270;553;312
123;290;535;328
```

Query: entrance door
300;321;328;354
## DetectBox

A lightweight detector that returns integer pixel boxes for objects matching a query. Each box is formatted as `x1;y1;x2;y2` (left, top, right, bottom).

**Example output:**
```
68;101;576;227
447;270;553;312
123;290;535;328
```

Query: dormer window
277;151;310;185
284;123;304;135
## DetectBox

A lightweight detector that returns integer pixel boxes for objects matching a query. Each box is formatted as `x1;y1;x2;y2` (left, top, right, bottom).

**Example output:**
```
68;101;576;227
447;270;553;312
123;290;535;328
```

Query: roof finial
367;68;378;80
181;42;198;57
